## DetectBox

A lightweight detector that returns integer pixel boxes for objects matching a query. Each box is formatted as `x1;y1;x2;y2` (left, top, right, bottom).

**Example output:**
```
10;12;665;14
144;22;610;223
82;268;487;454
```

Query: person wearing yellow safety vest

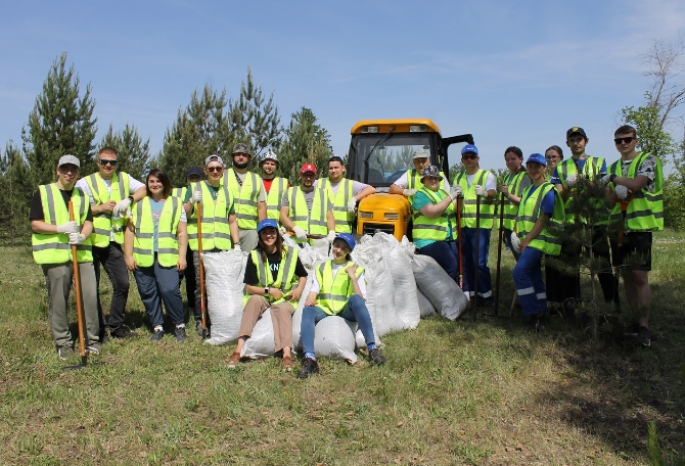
226;219;308;371
30;155;100;360
389;148;450;198
314;156;376;234
183;155;241;337
297;234;386;378
172;166;203;319
544;146;563;182
259;150;290;223
453;144;497;305
124;169;188;343
411;165;463;284
75;147;146;340
222;143;267;252
280;163;336;245
498;146;532;262
601;124;664;347
510;153;565;332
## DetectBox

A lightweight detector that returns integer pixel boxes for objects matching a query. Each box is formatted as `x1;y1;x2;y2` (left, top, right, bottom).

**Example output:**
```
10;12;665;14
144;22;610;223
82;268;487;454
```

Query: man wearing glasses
76;147;146;340
183;155;241;336
603;125;663;347
222;143;267;252
551;127;619;312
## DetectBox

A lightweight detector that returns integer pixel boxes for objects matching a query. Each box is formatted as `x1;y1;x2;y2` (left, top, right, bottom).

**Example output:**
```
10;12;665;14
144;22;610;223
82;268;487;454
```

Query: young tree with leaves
98;124;150;181
278;107;333;185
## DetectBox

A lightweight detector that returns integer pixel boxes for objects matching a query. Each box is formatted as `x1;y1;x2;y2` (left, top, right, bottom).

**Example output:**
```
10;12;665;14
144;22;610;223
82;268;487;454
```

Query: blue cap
526;153;547;167
334;233;356;252
461;144;479;156
257;219;279;233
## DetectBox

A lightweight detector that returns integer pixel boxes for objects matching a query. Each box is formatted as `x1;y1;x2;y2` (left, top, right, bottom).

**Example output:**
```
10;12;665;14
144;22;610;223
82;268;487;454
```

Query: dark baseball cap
566;127;588;139
186;166;203;178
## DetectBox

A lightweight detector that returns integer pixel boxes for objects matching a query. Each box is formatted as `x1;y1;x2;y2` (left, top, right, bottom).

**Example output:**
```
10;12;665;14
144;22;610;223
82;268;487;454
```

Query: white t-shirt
392;170;451;190
463;172;497;191
313;178;370;197
310;262;367;299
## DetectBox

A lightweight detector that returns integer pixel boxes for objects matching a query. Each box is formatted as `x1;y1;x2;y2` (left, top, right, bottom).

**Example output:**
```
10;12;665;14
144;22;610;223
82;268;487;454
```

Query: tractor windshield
348;133;435;187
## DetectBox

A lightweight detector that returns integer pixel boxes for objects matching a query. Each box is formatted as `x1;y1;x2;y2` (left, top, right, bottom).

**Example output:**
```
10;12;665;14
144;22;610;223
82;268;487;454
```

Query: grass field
1;232;684;465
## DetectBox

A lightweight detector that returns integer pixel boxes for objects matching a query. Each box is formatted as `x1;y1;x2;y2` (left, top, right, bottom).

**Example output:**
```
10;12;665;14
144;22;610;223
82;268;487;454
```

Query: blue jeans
502;228;521;262
134;259;184;327
460;227;493;299
512;247;548;317
416;240;459;284
301;295;375;356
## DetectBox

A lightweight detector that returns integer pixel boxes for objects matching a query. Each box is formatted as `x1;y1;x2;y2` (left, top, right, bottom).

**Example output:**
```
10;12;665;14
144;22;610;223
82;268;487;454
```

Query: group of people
397;125;662;347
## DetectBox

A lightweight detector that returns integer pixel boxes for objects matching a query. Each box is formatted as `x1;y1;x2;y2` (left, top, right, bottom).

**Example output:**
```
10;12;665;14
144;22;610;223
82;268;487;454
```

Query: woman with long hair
499;146;531;261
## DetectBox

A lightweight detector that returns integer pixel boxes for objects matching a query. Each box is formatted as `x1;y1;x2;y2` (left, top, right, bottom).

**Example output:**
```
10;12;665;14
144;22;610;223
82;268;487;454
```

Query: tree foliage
0;142;33;244
98;124;150;181
278;107;333;185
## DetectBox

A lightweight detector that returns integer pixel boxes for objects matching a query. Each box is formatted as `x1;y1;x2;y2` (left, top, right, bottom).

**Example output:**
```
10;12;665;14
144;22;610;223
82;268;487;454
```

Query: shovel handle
68;201;87;361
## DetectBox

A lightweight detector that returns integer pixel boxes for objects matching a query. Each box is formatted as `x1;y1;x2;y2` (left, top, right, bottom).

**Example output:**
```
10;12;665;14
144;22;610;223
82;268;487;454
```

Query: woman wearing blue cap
297;233;386;378
227;219;308;371
511;153;565;330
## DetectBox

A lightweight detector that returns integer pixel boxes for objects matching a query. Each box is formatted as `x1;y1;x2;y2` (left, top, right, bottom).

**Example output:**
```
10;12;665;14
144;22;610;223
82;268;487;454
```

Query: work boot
57;346;74;361
150;329;164;342
195;321;203;337
638;326;651;347
369;348;387;366
175;326;187;343
86;342;101;355
110;326;137;339
297;357;320;379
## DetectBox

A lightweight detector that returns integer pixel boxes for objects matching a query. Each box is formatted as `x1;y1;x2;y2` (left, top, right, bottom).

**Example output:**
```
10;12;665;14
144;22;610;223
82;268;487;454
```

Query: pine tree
98;124;151;181
278;107;332;184
22;53;97;185
0;142;34;245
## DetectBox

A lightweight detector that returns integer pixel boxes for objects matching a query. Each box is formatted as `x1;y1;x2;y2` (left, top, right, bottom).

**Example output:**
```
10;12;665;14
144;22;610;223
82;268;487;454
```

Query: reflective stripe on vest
557;156;608;223
608;152;664;231
32;184;93;264
85;171;130;246
172;187;187;199
284;186;329;243
244;246;299;305
319;178;354;234
411;187;456;241
265;177;288;222
502;171;530;230
223;169;262;230
186;181;233;251
131;197;182;267
315;260;364;315
454;169;495;229
515;182;565;256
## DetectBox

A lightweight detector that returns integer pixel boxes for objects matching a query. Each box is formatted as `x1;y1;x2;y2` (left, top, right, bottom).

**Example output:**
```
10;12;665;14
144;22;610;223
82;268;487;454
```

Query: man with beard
259;150;289;223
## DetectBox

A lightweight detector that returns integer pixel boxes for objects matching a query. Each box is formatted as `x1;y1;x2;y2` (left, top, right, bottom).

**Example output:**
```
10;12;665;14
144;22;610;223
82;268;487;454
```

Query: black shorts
610;232;652;271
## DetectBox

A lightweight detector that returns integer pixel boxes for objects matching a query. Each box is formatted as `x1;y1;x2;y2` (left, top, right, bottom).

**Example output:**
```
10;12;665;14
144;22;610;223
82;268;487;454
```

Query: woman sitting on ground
124;169;188;342
227;219;308;371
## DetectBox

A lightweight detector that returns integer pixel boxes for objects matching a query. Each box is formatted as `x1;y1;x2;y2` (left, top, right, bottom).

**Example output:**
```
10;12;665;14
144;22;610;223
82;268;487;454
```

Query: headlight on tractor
359;211;373;219
384;213;399;220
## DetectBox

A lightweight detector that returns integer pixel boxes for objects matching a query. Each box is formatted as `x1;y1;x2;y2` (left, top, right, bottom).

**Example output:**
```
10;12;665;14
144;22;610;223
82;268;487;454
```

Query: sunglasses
99;159;117;166
614;137;636;145
462;154;477;160
207;166;223;172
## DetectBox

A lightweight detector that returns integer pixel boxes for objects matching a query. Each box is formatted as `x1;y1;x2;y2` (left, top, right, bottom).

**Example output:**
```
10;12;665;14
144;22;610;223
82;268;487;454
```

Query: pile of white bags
412;254;468;320
416;288;437;318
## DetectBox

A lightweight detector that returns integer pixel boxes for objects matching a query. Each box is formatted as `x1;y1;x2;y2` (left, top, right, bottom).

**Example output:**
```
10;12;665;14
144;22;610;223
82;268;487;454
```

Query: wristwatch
264;287;269;296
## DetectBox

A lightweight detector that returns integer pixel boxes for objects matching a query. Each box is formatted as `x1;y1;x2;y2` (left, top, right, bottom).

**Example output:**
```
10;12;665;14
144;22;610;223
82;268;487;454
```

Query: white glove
615;185;630;200
57;221;79;234
113;198;132;217
449;185;463;200
402;189;417;196
600;174;613;186
326;230;337;243
68;233;86;245
510;232;521;254
190;190;202;204
474;185;488;198
233;243;242;251
279;226;288;237
347;199;357;214
566;174;578;187
292;226;308;241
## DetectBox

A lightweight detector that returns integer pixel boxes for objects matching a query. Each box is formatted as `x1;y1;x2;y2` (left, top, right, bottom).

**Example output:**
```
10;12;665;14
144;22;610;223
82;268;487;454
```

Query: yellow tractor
347;119;473;241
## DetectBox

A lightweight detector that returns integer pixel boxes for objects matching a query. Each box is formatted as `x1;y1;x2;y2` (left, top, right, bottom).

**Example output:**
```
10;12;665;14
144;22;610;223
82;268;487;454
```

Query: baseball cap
461;144;479;156
420;165;443;181
232;143;251;156
204;155;225;167
58;155;80;168
300;163;317;175
186;166;203;178
413;149;430;160
526;153;547;167
257;218;279;233
334;233;356;252
566;127;588;139
259;150;278;165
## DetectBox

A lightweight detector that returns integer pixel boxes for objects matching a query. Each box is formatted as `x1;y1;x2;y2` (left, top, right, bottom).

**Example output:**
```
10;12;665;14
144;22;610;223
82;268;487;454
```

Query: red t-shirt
263;179;274;193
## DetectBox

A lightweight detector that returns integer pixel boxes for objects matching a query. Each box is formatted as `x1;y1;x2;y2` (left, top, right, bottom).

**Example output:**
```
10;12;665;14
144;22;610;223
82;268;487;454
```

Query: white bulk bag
240;309;276;359
417;288;437;318
313;316;358;364
412;254;468;321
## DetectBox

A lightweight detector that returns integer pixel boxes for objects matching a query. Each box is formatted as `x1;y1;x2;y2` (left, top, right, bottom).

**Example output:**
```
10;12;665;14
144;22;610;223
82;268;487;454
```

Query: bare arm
326;209;336;232
124;220;135;259
229;213;240;245
257;200;267;221
389;184;404;195
418;196;454;219
31;220;59;235
346;265;365;299
356;185;376;200
521;214;550;252
80;220;93;238
280;205;295;230
177;222;188;262
614;174;650;192
131;186;146;202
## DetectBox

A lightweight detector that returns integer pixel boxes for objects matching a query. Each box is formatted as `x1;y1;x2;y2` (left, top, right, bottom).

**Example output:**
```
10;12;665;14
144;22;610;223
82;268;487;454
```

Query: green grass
1;232;684;465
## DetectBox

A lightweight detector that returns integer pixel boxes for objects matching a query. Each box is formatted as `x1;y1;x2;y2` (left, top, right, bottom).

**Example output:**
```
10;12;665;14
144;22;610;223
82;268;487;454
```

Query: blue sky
1;0;684;171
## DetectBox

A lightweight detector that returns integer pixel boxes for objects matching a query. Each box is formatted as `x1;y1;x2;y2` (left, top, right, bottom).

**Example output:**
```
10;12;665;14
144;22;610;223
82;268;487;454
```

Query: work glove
68;233;86;245
347;198;357;214
326;230;337;243
233;243;242;251
292;226;308;241
615;185;630;201
279;226;288;237
449;185;463;200
57;221;79;234
474;185;488;198
510;232;522;254
600;174;613;186
113;198;132;218
190;189;202;204
402;189;417;196
566;174;578;187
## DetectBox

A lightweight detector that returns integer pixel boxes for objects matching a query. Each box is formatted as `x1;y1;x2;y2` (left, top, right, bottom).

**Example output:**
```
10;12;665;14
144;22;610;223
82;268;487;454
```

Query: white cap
204;154;225;167
413;149;430;160
58;154;80;168
260;150;278;165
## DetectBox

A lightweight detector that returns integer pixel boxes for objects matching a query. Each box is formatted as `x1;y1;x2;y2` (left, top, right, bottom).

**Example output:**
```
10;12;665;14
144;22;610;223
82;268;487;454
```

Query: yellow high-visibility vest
131;197;182;267
186;181;234;251
223;169;262;230
319;178;355;233
84;171;130;246
315;260;364;315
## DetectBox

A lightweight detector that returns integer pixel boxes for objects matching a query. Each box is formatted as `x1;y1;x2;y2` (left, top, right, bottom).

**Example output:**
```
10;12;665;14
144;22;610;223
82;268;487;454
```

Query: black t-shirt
30;187;94;222
243;249;308;286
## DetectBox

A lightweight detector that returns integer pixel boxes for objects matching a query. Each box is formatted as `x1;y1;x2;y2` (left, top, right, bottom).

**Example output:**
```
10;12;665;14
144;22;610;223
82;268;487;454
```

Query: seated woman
227;219;308;371
511;153;565;331
124;169;188;342
411;165;462;284
298;233;386;379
